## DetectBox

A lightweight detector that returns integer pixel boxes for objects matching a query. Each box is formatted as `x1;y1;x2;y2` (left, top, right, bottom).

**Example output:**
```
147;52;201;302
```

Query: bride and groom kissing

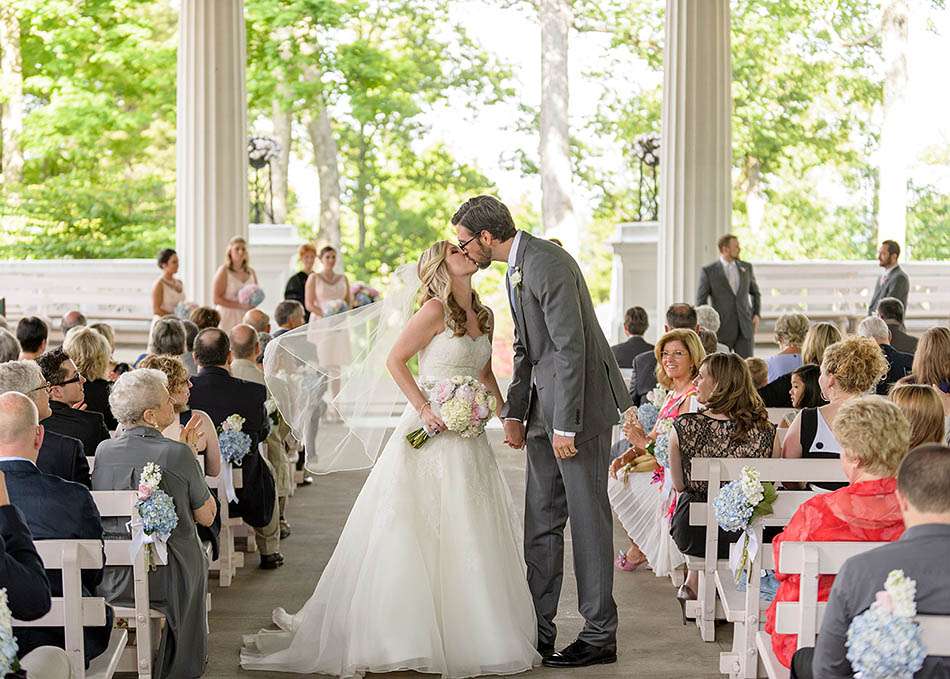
241;195;632;677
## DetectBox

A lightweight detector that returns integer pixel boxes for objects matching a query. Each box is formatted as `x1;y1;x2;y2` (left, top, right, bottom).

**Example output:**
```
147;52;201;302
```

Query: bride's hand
420;403;447;434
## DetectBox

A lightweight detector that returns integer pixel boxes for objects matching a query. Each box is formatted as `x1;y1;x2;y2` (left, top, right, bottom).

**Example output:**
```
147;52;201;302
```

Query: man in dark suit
629;304;699;406
272;300;305;339
187;328;281;569
867;240;910;315
35;348;110;457
695;234;761;357
0;392;111;667
610;306;652;370
0;360;90;487
876;297;917;355
857;317;913;395
0;470;51;622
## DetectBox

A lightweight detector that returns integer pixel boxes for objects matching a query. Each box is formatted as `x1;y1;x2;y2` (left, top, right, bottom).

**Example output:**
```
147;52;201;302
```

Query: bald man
242;308;271;334
60;310;87;337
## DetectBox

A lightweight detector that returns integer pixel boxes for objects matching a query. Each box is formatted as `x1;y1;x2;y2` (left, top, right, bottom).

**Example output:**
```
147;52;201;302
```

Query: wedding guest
0;470;51;621
148;317;186;358
867;240;909;315
305;245;352;401
16;316;48;361
669;353;779;617
698;328;719;357
806;443;950;679
610;306;652;369
151;248;185;322
0;392;112;668
783;336;889;490
759;322;842;408
780;364;826;428
629;303;699;406
63;326;117;430
284;242;317;323
909;327;950;443
89;323;115;355
889;385;945;449
60;310;86;336
189;306;221;331
243;308;271;334
273;300;305;338
214;236;258;331
746;357;768;388
858;316;913;394
36;348;110;457
695;234;761;357
767;312;808;382
765;396;909;670
0;361;90;487
181;319;199;376
94;369;216;679
876;297;917;354
695;304;730;353
0;328;20;363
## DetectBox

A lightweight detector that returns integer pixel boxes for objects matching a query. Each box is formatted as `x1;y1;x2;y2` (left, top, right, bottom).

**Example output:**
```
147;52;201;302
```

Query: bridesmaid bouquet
322;299;349;316
714;466;777;583
175;301;198;320
0;589;22;678
238;284;265;308
846;570;926;678
407;376;497;448
135;462;179;570
350;283;381;308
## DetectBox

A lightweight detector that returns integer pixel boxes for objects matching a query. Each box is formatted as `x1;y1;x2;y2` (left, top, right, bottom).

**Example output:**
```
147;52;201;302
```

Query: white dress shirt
720;255;739;294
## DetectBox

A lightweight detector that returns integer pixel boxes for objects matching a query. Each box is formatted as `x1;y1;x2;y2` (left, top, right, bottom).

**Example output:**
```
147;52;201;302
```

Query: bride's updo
417;241;491;338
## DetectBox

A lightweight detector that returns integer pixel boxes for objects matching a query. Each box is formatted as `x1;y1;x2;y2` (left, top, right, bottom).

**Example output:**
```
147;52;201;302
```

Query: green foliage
907;183;950;259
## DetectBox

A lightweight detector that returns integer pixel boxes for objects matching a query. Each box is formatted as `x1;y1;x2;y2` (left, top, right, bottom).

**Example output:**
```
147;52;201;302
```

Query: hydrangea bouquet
322;299;349;316
175;301;198;320
406;376;497;449
846;570;926;679
350;283;381;308
134;462;179;570
0;588;22;678
714;466;777;583
238;284;265;308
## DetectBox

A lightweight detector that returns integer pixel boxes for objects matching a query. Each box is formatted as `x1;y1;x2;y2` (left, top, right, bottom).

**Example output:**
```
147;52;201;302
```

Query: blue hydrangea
137;489;178;538
637;403;659;433
846;606;926;678
0;633;17;676
653;432;671;468
219;429;252;465
714;480;754;532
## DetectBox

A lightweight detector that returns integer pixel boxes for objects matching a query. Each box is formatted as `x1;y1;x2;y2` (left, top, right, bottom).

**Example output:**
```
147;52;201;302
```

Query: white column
176;0;249;306
657;0;732;316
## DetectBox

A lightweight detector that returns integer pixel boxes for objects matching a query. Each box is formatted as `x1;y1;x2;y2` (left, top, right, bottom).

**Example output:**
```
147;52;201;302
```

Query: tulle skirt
608;472;684;578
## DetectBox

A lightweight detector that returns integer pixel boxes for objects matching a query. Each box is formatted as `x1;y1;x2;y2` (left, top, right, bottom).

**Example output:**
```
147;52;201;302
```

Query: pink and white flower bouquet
238;283;265;308
406;375;497;448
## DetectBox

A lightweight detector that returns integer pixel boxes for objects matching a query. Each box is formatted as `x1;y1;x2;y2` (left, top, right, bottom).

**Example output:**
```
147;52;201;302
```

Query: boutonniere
510;267;523;288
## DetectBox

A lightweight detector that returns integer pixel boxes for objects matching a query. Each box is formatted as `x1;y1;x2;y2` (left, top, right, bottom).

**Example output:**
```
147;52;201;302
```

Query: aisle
205;442;730;678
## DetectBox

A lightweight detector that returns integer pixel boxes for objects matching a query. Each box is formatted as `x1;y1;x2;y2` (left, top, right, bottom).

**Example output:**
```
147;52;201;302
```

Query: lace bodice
419;329;491;380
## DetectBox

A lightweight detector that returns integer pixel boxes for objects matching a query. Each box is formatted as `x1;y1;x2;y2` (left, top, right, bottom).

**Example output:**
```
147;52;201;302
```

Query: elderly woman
609;328;705;576
63;326;117;430
92;369;216;679
767;312;808;383
695;305;730;353
765;396;909;669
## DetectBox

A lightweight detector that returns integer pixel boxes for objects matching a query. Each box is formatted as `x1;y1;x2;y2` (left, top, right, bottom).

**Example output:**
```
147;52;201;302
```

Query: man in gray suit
867;240;910;315
792;443;950;679
454;196;631;668
695;234;761;358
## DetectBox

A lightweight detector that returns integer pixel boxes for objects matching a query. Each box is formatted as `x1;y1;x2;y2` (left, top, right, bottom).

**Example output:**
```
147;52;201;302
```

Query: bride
241;241;540;677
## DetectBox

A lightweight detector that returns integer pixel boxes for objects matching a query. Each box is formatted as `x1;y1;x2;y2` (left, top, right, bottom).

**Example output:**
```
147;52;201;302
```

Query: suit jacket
696;259;761;346
187;366;275;528
610;336;653;370
44;400;110;459
81;379;117;431
885;320;918;355
0;504;51;621
628;349;658;407
867;265;910;315
1;459;112;666
876;343;913;395
813;523;950;678
37;429;91;488
502;232;631;442
758;372;794;408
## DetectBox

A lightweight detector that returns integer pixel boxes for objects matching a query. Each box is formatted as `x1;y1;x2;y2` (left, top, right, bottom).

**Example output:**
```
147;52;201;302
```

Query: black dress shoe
279;525;291;540
537;641;555;659
259;553;284;569
542;640;617;668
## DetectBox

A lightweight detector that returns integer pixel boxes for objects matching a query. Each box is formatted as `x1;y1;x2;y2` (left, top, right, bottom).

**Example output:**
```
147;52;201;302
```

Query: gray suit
502;231;632;648
868;265;910;315
696;259;761;357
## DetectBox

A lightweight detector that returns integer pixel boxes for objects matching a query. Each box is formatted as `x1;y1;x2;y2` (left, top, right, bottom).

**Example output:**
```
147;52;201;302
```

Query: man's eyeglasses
54;374;84;387
458;233;480;251
29;381;53;394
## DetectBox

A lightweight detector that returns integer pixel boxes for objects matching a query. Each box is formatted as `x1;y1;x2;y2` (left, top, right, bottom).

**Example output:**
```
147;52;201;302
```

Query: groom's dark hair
451;196;516;242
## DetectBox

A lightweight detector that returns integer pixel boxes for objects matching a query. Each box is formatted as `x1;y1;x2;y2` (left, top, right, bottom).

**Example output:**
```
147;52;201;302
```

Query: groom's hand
552;434;577;459
503;419;525;449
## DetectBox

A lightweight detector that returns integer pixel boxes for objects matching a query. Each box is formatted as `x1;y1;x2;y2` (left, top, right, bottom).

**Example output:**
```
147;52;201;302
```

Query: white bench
12;539;128;679
765;409;796;427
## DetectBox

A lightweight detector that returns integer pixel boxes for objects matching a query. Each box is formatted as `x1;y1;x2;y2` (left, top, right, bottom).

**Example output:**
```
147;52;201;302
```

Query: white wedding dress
241;329;540;677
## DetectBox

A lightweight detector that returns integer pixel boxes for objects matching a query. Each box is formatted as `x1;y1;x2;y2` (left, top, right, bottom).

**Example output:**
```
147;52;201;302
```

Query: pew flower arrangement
846;569;926;679
219;414;252;465
135;462;178;570
0;588;22;678
714;466;777;583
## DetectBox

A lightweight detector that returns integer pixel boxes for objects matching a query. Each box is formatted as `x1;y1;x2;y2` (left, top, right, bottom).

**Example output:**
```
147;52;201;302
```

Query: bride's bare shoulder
411;298;447;330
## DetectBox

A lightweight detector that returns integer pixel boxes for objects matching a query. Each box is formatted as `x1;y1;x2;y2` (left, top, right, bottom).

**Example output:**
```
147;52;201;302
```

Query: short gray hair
0;361;45;395
149;318;186;356
774;312;810;347
695;305;721;334
858;316;892;343
0;328;21;363
0;391;39;446
109;368;168;425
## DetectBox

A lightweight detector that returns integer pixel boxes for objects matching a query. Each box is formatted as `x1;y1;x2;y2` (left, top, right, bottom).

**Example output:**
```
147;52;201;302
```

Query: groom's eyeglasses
458;234;480;251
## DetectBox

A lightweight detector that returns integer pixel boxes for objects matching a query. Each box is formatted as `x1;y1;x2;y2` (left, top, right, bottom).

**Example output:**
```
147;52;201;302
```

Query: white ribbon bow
127;515;169;567
728;523;761;584
221;462;238;503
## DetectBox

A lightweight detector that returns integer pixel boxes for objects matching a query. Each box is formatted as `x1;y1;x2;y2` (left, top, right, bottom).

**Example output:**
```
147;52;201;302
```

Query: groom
454;196;632;667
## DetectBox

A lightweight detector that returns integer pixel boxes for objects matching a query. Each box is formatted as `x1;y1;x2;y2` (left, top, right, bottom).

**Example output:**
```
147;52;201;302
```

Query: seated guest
0;361;90;486
695;304;730;354
910;326;950;443
273;300;305;338
93;369;216;679
0;470;51;621
746;356;768;388
36;348;110;458
189;306;220;331
804;444;950;679
629;303;699;406
89;323;115;356
229;324;262;381
857;316;912;395
765;396;909;670
63;327;117;430
698;327;719;356
60;310;86;336
780;364;826;428
610;306;652;369
759;322;842;408
767;312;808;382
783;336;888;490
0;392;112;667
889;384;946;449
0;328;20;363
243;308;271;334
16;316;48;361
669;353;779;616
876;296;917;355
148;317;186;358
181;319;199;376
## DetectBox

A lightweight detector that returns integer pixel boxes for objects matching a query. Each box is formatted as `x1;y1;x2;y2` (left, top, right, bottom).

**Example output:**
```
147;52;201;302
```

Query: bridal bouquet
406;376;497;448
846;569;926;678
714;466;777;583
238;283;265;308
134;462;179;570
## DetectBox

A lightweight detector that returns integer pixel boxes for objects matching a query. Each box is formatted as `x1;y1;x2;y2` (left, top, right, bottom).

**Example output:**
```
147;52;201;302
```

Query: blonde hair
912;327;950;388
833;396;910;477
62;326;111;381
888;384;946;449
745;357;769;388
821;336;889;394
417;241;491;338
801;322;842;364
774;312;809;348
654;328;705;388
89;323;115;351
139;354;190;396
224;236;250;272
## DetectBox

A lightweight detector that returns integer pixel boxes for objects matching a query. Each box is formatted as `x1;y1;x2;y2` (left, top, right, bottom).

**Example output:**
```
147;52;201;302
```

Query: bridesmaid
305;246;353;402
151;248;185;323
213;236;258;331
284;243;317;323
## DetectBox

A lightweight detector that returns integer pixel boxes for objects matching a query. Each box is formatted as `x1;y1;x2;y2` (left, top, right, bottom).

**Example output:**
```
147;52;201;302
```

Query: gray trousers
524;397;617;648
730;333;754;358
